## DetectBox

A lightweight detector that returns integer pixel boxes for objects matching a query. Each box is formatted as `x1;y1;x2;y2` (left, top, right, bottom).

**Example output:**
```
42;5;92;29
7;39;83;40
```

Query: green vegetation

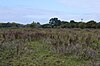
0;28;100;66
0;18;100;29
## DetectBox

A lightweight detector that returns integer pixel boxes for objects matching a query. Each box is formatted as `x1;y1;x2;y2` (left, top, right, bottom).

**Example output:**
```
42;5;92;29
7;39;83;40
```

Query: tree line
0;18;100;28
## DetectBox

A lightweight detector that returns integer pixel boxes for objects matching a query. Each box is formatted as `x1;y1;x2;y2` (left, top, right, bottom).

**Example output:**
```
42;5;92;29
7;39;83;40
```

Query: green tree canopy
49;18;61;28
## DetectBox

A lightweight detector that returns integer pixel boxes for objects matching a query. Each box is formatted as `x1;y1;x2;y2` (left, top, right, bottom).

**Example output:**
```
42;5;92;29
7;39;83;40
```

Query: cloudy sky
0;0;100;24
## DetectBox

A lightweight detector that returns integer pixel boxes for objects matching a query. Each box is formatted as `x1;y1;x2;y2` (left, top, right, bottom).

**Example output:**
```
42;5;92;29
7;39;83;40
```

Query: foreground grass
1;40;93;66
27;40;92;66
0;28;100;66
0;40;92;66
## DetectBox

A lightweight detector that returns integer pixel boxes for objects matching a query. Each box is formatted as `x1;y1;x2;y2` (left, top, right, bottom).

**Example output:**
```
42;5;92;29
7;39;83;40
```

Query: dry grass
0;28;100;66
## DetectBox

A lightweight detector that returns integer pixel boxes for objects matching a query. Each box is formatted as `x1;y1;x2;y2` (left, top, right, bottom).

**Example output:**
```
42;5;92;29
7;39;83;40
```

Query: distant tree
11;22;18;28
6;22;12;27
41;24;51;28
29;21;41;28
25;24;30;27
61;21;69;24
60;21;70;28
97;22;100;28
36;22;41;28
49;18;61;28
78;22;86;29
0;23;2;28
0;22;11;28
11;22;24;28
70;20;78;28
0;22;24;28
86;20;97;28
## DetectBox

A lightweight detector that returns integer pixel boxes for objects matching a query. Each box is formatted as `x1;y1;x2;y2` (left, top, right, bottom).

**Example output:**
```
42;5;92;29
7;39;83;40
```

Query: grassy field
0;28;100;66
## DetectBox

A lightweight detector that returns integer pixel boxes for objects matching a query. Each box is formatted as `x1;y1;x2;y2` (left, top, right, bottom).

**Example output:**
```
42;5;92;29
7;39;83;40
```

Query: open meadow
0;28;100;66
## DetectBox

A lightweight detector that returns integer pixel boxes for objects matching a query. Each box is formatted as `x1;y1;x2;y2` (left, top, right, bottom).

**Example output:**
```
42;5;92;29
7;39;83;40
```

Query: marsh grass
0;28;100;66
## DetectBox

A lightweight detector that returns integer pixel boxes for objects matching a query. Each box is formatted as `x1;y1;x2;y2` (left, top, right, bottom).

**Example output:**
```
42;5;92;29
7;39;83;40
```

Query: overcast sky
0;0;100;24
